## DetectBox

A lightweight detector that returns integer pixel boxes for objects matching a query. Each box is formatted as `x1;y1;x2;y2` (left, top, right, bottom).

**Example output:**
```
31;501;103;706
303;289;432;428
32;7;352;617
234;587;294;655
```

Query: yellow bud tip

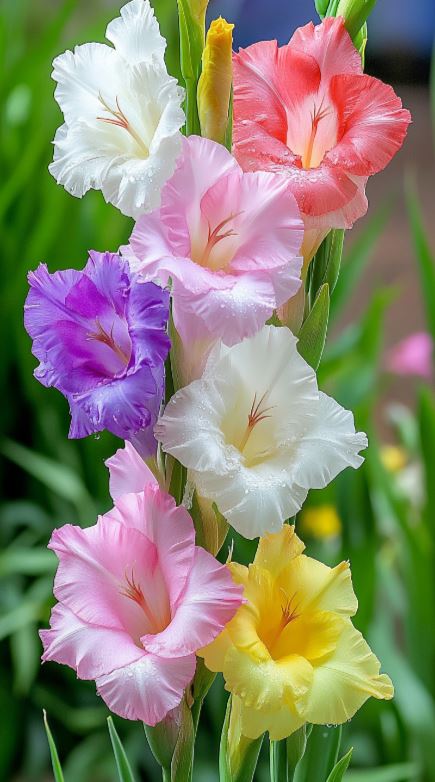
300;505;342;540
197;16;234;144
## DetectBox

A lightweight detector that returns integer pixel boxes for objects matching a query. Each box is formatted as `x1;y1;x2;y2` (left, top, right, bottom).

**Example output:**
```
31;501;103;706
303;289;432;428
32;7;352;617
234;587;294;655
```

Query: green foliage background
1;1;435;780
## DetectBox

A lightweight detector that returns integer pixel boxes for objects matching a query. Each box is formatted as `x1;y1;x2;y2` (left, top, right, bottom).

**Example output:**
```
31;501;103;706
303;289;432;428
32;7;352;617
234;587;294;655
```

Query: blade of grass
107;717;136;782
43;711;65;782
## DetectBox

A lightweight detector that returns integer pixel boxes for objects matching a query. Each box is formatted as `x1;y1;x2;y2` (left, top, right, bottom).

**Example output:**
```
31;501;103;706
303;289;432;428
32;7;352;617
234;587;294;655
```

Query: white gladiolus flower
49;0;185;218
156;326;368;539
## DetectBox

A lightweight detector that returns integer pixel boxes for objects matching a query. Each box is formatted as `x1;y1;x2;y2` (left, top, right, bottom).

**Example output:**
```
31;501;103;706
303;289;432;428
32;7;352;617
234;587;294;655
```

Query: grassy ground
1;1;435;780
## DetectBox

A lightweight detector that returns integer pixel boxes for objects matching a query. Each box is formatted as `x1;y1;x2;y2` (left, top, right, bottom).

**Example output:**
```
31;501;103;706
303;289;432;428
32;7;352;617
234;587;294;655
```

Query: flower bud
188;0;209;41
197;17;234;145
335;0;377;40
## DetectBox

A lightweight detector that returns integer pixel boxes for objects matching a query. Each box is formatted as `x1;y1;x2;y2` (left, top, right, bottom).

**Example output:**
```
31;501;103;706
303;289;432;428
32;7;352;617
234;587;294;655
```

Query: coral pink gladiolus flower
122;134;303;348
40;456;243;725
233;17;411;262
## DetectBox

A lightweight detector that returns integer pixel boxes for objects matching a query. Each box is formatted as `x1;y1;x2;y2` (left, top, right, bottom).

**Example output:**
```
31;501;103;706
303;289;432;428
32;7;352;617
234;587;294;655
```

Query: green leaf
1;439;94;522
298;284;330;369
405;181;435;348
43;711;65;782
346;763;420;782
418;387;435;534
330;202;392;321
287;726;307;780
294;725;342;782
326;748;353;782
107;717;136;782
270;740;288;782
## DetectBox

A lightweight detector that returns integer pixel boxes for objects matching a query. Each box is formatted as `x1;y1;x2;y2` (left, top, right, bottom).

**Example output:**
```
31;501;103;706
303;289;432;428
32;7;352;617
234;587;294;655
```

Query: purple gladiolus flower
24;251;170;450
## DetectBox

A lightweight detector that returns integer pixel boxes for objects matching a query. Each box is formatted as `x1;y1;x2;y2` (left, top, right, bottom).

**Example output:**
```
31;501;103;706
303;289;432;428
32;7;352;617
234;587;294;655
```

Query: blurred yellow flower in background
200;525;393;740
197;17;234;144
380;445;408;473
300;505;342;540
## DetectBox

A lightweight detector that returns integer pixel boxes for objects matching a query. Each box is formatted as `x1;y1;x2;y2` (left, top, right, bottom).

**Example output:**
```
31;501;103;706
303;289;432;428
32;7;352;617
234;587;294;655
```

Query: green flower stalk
197;17;234;146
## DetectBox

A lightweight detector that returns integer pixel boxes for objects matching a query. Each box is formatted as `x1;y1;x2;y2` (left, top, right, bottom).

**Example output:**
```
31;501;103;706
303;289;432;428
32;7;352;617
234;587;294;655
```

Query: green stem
185;77;201;136
162;769;170;782
270;740;288;782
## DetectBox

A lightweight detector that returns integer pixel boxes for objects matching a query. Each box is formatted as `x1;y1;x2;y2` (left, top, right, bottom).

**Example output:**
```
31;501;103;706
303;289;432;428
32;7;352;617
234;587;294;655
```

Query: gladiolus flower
49;0;185;218
197;17;234;144
24;252;170;448
40;481;244;725
155;325;367;538
386;332;433;380
233;17;411;262
122;136;303;349
300;505;341;540
199;525;393;740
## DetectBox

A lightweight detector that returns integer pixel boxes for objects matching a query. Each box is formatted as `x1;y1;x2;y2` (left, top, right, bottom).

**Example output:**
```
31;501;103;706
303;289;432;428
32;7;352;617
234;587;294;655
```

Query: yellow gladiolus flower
300;505;342;540
199;525;393;740
197;17;234;144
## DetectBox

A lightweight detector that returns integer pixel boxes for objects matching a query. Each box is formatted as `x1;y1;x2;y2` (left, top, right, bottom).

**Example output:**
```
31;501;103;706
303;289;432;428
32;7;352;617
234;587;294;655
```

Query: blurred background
1;0;434;780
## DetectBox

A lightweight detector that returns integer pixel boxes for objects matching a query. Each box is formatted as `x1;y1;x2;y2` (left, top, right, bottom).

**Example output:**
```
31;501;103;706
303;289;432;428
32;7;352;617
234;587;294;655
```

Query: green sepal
171;698;195;782
107;717;136;782
177;0;203;135
298;284;330;370
310;229;345;302
325;748;353;782
43;711;65;782
191;657;216;731
219;696;264;782
335;0;377;40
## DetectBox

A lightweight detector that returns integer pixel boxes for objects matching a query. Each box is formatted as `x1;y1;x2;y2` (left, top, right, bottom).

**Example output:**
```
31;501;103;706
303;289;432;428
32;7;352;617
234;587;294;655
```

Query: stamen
97;93;149;156
200;212;242;267
120;568;162;630
279;588;300;627
86;318;130;366
238;391;275;453
302;98;331;169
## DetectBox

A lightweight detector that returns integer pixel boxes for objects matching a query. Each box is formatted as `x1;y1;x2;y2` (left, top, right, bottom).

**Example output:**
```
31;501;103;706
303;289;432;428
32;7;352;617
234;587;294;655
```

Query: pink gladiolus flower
386;332;433;380
40;477;243;725
233;17;411;261
122;135;303;347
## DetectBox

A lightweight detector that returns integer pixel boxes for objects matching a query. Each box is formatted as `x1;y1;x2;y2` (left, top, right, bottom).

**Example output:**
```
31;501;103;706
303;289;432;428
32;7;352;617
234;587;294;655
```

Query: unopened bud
197;17;234;145
335;0;377;40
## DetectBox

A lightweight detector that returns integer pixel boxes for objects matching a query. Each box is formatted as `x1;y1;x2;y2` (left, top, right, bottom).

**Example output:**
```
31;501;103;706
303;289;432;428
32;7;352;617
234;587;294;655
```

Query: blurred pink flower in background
386;331;433;380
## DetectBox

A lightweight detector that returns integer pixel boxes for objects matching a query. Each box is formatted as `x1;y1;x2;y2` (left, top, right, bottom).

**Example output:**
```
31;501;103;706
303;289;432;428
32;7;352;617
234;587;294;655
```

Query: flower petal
49;517;159;634
255;525;305;576
105;0;166;65
96;652;196;725
291;390;368;489
327;73;411;176
104;485;196;608
278;556;358;617
289;17;362;82
240;699;305;741
303;620;394;724
105;441;157;500
40;603;144;679
141;547;243;657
